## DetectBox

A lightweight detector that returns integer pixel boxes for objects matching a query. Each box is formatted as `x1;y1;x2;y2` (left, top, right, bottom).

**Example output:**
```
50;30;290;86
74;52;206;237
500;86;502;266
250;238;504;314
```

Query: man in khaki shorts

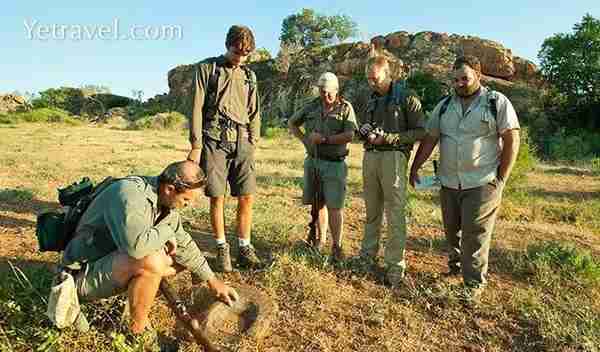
61;161;237;349
288;72;357;262
186;25;262;272
410;55;521;301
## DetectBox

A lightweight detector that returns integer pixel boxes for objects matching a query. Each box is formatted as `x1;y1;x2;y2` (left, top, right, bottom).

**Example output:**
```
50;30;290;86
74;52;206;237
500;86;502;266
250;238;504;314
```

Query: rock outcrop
166;29;541;123
0;94;31;114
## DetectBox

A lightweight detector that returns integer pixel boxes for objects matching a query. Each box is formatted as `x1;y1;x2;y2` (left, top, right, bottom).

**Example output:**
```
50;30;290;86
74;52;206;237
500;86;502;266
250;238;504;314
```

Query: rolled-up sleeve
172;215;215;282
495;92;520;134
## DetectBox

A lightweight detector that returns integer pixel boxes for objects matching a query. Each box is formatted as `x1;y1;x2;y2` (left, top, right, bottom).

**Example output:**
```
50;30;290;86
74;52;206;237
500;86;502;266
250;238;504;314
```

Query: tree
280;8;358;49
539;14;600;126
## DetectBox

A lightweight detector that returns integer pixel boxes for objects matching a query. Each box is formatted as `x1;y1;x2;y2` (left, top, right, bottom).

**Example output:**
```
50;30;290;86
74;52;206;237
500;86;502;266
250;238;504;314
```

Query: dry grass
0;123;599;351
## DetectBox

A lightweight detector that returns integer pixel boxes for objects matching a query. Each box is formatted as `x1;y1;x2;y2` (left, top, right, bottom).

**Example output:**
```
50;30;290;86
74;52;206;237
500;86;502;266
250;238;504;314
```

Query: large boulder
0;94;30;114
513;56;539;82
459;37;515;79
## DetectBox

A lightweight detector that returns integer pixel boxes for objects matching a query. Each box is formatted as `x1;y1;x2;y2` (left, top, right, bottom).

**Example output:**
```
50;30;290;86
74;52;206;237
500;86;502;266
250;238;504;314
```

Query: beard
455;82;481;97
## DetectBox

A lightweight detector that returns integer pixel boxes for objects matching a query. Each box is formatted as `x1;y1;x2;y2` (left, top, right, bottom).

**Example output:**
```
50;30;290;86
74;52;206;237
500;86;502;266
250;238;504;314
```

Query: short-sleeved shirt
62;176;215;282
426;86;520;190
188;56;260;147
360;82;426;147
289;98;358;159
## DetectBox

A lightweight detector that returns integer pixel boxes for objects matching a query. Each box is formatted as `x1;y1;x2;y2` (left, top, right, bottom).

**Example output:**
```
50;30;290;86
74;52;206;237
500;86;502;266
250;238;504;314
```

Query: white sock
239;238;250;247
216;238;226;246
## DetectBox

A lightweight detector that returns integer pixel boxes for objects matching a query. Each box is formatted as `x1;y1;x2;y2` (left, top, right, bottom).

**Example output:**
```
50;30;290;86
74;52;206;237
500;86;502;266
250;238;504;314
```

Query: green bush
31;87;86;114
0;108;80;125
537;129;600;161
263;126;288;139
406;71;448;112
527;241;600;284
128;112;186;130
507;127;537;187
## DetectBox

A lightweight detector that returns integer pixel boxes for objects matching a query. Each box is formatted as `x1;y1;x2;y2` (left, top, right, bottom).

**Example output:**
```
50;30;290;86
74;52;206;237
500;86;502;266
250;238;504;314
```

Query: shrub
0;108;80;125
506;127;537;187
537;129;600;161
406;71;448;112
31;87;86;114
527;241;600;284
128;112;186;130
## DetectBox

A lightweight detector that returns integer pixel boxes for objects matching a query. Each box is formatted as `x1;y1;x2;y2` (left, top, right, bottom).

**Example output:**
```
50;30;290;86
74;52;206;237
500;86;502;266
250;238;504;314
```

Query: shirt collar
142;176;160;208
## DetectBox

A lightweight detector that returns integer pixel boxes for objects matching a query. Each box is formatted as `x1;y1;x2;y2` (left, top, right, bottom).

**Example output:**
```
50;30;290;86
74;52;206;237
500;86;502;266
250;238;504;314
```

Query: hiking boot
462;285;484;305
349;254;377;269
238;244;263;269
384;266;405;288
331;245;345;264
216;242;233;273
125;326;160;352
442;266;461;278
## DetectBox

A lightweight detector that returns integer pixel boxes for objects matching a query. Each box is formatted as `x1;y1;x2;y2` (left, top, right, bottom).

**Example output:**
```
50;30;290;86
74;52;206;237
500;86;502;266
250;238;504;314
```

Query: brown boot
216;242;233;273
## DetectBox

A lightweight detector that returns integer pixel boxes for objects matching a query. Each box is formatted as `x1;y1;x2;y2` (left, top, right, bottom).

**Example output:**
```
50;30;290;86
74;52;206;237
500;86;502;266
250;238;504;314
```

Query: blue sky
2;1;598;99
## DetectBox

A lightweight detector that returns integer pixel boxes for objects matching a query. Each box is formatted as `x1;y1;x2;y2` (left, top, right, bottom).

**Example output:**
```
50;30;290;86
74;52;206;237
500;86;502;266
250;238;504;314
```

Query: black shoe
331;245;346;264
238;244;263;269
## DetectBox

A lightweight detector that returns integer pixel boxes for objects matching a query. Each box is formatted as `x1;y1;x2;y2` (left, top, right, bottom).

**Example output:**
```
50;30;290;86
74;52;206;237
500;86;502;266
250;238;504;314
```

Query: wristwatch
322;136;328;144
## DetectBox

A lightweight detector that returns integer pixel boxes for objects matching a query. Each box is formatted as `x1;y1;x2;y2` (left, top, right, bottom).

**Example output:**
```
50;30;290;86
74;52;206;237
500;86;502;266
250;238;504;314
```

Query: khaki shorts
200;137;256;197
74;251;126;302
302;157;348;209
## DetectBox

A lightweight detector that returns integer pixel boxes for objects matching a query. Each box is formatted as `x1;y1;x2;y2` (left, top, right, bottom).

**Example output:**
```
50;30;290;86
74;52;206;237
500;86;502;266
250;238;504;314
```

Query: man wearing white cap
288;72;358;262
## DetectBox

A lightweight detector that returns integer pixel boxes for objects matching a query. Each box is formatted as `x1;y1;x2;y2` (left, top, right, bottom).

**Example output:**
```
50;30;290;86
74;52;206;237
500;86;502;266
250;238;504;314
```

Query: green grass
0;189;36;202
510;242;600;351
526;241;600;285
1;127;599;351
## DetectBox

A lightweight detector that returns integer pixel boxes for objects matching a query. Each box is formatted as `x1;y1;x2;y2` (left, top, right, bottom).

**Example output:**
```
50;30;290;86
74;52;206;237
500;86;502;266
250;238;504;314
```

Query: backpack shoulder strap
487;89;499;121
438;95;453;119
391;80;408;106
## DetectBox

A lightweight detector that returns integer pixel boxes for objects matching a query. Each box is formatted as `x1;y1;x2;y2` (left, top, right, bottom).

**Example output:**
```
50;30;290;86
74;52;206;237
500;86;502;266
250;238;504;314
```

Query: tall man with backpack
186;25;262;272
410;55;521;301
357;56;426;287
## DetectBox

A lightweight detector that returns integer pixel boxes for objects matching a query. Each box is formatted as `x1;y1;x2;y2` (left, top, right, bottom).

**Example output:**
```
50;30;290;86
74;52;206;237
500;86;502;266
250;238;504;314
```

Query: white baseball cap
317;72;339;92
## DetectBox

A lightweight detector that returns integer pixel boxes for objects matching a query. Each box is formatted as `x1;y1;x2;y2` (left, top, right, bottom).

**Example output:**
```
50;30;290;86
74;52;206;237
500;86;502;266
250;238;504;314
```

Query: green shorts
74;252;125;302
200;136;256;197
302;157;348;209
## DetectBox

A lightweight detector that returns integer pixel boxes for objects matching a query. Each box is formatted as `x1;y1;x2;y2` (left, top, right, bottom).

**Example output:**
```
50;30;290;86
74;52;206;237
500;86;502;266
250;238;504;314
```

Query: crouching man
60;160;237;349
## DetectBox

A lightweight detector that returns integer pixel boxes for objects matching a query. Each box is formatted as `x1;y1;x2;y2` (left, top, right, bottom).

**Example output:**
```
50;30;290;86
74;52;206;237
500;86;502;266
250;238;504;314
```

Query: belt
365;147;404;152
311;155;346;162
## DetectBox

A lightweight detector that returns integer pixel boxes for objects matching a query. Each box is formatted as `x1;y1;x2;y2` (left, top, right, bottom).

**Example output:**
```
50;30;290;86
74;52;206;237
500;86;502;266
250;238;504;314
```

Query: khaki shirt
426;87;520;190
289;98;357;159
360;81;426;148
189;56;260;147
62;176;215;282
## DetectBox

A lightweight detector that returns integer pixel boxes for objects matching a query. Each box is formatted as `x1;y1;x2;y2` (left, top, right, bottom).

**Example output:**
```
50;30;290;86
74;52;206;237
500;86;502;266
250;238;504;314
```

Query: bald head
159;160;206;192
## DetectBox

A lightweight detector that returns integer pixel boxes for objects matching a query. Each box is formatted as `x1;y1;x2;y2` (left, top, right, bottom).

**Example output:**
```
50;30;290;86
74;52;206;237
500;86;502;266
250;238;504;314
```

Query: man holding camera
357;56;425;287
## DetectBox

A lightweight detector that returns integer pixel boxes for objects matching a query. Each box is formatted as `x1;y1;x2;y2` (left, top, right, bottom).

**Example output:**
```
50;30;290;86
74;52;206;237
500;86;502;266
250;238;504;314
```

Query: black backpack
36;177;120;252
